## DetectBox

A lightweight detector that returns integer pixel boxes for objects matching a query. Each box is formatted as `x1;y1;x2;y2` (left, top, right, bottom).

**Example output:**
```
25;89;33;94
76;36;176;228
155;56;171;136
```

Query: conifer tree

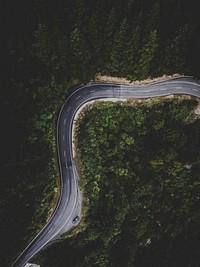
70;28;91;80
162;24;190;74
126;25;141;80
133;30;158;80
110;18;129;76
105;7;117;64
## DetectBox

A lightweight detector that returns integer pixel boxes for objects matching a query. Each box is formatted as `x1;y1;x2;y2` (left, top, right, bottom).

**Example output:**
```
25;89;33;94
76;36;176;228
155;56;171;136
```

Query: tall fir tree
162;24;190;74
70;28;91;80
133;29;158;80
110;18;130;77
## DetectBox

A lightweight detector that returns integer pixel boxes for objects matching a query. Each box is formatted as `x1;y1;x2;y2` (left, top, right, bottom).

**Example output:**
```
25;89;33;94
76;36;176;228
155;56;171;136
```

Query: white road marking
90;90;95;93
176;86;183;89
76;95;81;100
64;151;66;157
143;90;150;93
64;119;66;125
193;89;198;92
67;106;71;112
63;135;65;141
160;88;167;91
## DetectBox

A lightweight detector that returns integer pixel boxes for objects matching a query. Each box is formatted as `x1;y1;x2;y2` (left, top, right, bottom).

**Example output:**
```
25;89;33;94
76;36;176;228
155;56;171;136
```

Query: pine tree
126;25;141;80
70;28;91;80
110;18;129;76
162;24;190;74
34;23;54;67
105;7;117;64
133;30;158;80
143;3;160;37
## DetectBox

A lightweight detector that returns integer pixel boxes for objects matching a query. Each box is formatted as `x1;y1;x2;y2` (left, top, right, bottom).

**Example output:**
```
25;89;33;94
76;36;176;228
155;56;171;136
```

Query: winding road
11;77;200;267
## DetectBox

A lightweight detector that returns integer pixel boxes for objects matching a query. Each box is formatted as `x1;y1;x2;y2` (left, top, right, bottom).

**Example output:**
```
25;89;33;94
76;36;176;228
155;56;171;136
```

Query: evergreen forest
1;0;200;266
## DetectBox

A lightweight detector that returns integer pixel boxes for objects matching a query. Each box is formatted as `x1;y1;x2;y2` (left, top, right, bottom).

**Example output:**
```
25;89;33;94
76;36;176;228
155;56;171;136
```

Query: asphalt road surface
11;77;200;267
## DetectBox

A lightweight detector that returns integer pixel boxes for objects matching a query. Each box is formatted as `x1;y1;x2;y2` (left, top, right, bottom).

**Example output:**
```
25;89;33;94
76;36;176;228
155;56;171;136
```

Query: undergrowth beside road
37;96;200;267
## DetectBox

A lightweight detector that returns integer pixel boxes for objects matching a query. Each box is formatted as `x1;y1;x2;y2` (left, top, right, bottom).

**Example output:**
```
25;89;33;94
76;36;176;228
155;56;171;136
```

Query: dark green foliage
132;30;158;80
1;0;200;266
31;0;200;79
37;97;200;267
110;18;129;75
